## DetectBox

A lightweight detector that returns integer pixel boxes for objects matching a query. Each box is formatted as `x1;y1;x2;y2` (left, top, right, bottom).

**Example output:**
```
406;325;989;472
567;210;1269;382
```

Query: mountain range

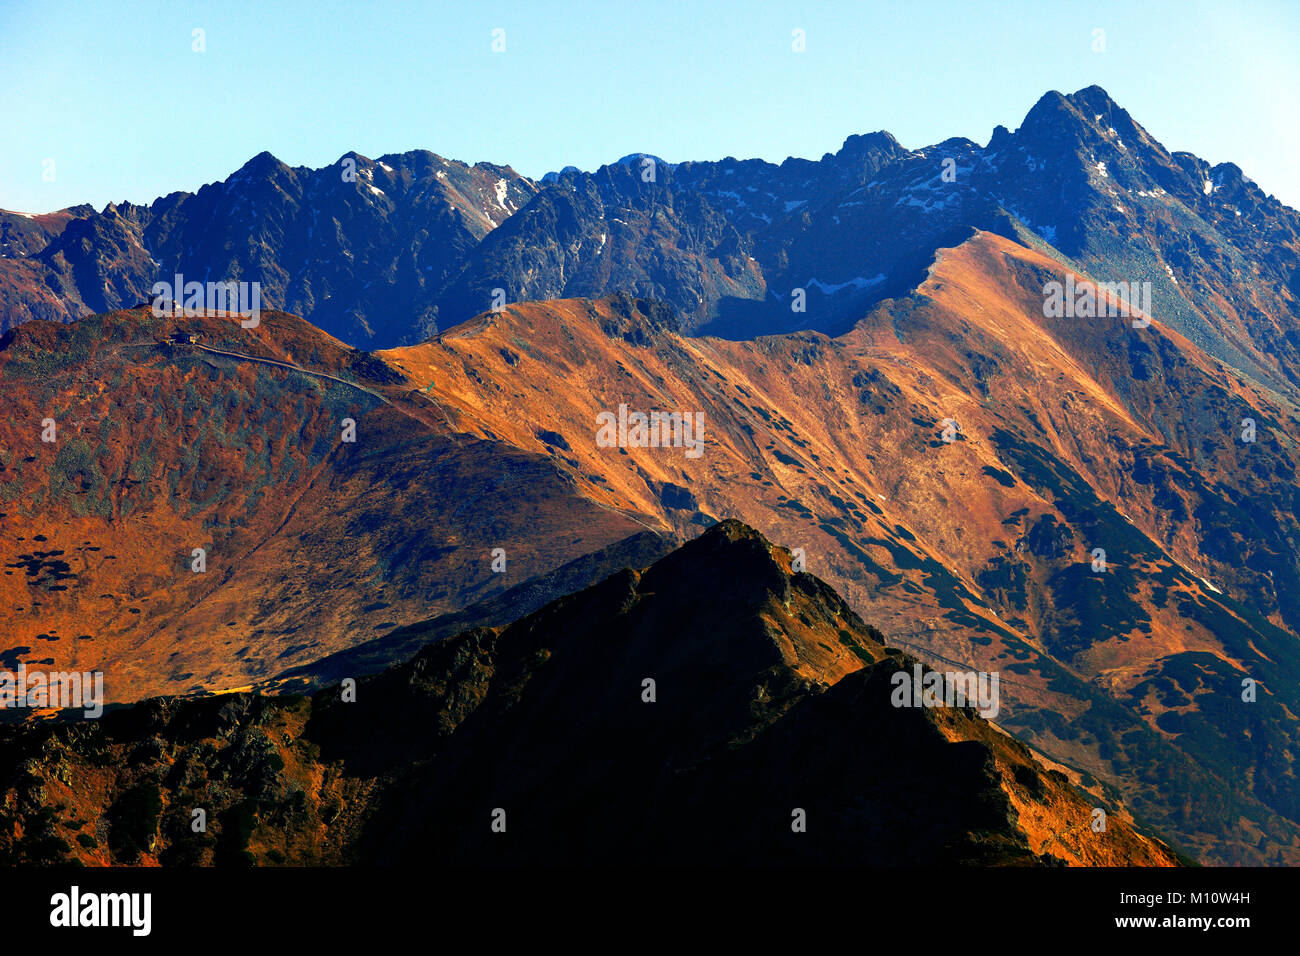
5;86;1299;393
2;85;1298;866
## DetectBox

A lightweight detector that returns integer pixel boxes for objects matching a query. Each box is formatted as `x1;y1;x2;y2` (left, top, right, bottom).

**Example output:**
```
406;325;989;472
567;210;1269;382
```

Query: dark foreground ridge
0;520;1181;866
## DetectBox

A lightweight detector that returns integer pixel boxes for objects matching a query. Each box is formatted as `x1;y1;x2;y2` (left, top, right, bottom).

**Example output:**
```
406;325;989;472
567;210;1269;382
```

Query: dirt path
188;343;394;405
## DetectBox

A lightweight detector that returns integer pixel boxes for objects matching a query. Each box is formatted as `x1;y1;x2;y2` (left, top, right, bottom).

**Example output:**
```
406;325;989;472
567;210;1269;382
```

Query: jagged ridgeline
4;86;1297;401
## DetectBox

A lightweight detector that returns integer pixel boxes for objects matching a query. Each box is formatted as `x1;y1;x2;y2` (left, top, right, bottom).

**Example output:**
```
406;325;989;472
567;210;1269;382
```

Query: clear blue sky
2;0;1297;214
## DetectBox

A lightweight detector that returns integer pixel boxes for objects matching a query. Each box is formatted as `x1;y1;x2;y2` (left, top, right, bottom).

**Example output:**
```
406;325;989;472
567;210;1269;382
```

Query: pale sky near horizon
1;0;1297;214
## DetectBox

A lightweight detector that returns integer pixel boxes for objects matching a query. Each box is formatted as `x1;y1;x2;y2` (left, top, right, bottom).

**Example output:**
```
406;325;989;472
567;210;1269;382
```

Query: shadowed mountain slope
0;520;1182;867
